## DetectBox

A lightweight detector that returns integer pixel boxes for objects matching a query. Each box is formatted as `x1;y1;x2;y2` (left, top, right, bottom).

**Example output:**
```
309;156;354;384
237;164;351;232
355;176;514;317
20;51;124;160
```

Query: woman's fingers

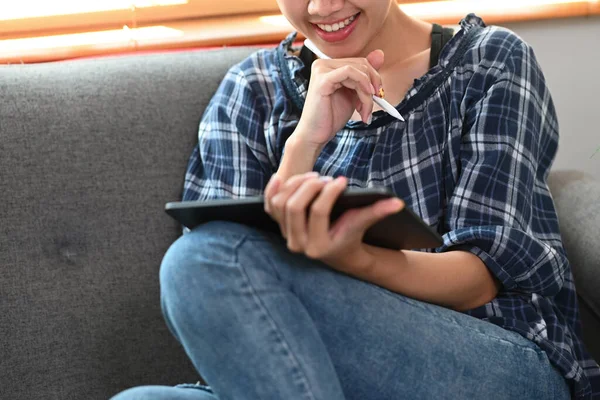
320;58;383;97
322;66;374;123
305;176;348;258
268;172;319;236
264;175;281;213
364;50;385;89
337;78;374;122
350;90;373;124
320;64;374;97
285;177;330;252
295;53;383;144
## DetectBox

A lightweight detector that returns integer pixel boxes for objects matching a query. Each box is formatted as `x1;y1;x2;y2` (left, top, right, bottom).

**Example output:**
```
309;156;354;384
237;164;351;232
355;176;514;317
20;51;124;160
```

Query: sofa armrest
548;170;600;361
548;167;600;360
548;170;600;318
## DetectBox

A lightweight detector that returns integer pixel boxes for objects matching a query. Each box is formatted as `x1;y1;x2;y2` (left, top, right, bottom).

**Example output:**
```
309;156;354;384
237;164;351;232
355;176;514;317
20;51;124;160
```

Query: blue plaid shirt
183;15;600;398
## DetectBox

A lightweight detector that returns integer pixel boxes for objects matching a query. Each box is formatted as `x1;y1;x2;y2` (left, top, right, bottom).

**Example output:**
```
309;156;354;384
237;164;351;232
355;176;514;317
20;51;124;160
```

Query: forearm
349;246;500;311
277;134;499;310
276;134;323;181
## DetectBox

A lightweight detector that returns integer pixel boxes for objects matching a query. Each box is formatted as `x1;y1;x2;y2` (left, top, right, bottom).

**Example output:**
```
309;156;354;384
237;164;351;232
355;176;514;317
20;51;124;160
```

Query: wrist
277;134;323;181
328;245;378;276
286;133;324;160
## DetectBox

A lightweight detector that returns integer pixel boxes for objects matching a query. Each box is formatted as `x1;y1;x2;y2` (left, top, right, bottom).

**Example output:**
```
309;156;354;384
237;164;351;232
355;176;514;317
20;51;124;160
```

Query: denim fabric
112;221;570;400
113;383;216;400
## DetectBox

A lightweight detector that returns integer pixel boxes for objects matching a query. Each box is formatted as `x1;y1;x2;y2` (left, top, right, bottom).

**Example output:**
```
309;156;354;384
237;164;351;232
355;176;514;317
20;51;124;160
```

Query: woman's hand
264;172;404;273
293;50;385;149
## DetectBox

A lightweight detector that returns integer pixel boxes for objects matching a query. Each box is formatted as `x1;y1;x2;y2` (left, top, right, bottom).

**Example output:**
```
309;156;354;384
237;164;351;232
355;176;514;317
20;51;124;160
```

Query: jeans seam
233;236;319;400
248;237;286;281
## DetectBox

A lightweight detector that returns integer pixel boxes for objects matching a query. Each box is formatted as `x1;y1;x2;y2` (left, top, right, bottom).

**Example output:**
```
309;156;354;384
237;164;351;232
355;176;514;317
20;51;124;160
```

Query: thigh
111;384;217;400
237;232;571;400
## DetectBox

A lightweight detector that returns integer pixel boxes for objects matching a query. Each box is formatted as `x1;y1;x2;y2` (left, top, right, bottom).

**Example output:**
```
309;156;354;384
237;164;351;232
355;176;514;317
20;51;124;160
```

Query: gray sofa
1;47;599;400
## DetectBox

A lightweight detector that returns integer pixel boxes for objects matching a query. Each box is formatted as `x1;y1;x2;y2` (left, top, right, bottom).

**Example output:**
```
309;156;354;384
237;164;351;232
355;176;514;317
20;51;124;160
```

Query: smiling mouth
314;12;360;33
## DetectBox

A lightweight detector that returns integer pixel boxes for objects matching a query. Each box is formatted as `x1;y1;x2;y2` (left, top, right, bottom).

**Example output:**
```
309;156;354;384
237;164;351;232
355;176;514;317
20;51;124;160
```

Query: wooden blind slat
0;0;429;38
1;2;598;64
0;0;282;38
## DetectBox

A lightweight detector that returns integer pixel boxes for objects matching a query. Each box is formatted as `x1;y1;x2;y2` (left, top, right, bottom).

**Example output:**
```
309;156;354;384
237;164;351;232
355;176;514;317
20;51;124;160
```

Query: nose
307;0;344;17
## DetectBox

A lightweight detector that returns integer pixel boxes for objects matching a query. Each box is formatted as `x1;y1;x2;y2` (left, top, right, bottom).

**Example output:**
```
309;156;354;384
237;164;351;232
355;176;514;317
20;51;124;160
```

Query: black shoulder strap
430;23;454;68
299;44;316;82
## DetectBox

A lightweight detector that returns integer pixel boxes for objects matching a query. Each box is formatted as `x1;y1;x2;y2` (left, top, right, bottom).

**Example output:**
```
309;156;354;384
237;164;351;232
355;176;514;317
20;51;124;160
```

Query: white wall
501;17;600;176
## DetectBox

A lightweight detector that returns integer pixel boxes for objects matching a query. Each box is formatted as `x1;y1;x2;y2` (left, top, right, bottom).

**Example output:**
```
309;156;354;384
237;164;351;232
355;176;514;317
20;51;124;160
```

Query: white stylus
303;39;405;122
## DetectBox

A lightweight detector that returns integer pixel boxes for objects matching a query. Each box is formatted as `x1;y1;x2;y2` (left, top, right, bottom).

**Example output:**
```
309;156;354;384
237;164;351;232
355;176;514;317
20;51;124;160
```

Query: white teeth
317;14;356;33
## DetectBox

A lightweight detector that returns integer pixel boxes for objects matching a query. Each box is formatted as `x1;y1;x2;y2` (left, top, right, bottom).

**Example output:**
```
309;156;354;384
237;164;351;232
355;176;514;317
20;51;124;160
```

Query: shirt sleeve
182;62;275;202
438;38;568;298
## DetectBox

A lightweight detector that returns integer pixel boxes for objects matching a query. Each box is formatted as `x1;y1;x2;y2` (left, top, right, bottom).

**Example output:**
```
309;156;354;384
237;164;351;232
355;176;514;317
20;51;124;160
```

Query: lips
312;12;361;43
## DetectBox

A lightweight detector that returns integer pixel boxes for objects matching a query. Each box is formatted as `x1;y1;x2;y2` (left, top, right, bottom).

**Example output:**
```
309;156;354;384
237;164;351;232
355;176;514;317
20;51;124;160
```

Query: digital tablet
165;187;443;250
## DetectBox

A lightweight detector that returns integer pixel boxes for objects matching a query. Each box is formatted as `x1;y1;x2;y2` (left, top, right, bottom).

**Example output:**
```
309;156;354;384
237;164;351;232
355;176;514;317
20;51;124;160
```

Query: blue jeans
112;221;570;400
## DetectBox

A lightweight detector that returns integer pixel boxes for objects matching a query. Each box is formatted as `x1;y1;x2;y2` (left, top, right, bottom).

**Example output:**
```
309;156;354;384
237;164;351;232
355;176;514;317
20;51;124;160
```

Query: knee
161;221;255;284
159;222;278;338
111;386;167;400
160;221;270;310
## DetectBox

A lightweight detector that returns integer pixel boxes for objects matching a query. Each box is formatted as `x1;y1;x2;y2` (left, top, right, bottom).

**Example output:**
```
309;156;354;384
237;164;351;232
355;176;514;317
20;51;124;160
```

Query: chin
323;42;365;59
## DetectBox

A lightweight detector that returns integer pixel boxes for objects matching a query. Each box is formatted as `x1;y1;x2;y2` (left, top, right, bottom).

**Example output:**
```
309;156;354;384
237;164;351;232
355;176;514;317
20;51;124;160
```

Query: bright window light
259;0;599;28
0;26;184;53
259;15;293;28
401;0;598;18
1;0;188;21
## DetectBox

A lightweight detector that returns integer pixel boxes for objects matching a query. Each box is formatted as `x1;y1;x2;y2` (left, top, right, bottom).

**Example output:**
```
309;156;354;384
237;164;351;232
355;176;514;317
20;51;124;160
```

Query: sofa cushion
0;47;256;400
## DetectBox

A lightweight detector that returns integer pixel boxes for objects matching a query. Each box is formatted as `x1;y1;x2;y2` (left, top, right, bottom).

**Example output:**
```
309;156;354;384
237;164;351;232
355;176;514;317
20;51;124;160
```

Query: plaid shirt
183;14;600;398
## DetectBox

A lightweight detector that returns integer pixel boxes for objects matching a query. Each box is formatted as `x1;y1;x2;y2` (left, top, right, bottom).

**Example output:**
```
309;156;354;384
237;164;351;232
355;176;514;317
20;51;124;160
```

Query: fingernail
388;198;404;211
370;83;376;95
319;176;334;182
367;115;373;125
305;171;320;177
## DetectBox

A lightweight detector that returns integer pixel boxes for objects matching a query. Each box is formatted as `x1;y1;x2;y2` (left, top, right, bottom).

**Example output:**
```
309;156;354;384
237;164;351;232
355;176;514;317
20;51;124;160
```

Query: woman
113;0;600;399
